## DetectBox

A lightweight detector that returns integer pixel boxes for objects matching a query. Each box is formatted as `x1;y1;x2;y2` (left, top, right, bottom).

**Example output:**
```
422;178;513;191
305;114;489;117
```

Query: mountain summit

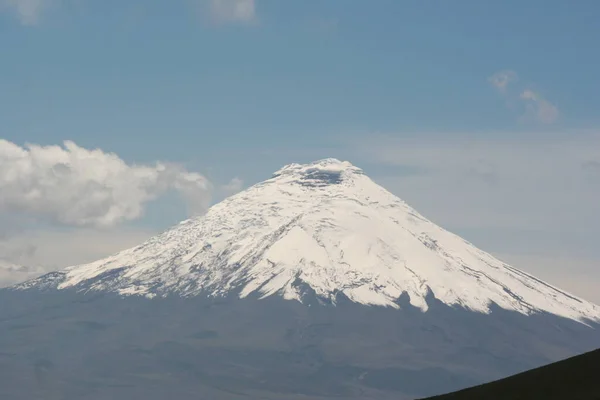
18;159;600;324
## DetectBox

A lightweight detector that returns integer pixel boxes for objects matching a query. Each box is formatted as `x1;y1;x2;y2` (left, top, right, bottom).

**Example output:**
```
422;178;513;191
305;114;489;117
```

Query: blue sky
1;0;600;301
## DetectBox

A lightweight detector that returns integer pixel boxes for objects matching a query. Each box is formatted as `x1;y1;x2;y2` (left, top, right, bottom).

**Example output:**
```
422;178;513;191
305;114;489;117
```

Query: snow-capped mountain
18;158;600;324
4;159;600;400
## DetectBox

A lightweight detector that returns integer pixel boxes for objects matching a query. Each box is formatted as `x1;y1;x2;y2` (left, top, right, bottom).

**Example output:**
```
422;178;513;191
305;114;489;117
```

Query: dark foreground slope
1;289;599;400
422;348;600;400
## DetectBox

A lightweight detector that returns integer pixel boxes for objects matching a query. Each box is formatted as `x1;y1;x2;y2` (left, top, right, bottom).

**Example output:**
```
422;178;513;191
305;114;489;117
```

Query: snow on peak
16;159;600;324
271;158;363;187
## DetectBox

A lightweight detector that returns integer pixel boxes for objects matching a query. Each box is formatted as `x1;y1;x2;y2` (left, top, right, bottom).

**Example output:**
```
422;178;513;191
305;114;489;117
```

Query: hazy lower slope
421;348;600;400
0;290;599;400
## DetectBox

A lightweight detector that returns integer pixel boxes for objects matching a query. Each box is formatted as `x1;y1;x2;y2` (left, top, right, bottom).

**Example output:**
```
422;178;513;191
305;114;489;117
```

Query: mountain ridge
420;348;600;400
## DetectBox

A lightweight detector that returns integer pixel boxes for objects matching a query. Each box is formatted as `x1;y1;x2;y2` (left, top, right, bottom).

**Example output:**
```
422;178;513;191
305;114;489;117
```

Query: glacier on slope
17;158;600;324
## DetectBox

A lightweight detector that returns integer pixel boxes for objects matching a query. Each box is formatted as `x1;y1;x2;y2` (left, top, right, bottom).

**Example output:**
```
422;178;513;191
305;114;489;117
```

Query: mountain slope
17;158;600;324
3;158;600;399
421;348;600;400
1;288;598;400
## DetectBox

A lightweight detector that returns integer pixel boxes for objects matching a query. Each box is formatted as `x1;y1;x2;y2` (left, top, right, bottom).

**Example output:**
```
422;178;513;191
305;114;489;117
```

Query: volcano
2;159;599;400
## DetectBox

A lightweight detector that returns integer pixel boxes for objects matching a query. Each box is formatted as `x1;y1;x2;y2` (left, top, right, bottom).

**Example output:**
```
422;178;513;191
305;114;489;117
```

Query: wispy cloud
3;0;259;26
488;70;518;94
0;139;213;227
488;70;559;124
520;89;560;124
208;0;256;24
2;0;51;25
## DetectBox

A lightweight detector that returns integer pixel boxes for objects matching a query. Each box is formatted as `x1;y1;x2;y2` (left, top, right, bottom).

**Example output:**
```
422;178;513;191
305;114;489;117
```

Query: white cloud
488;70;559;124
0;139;213;227
2;0;51;25
488;70;518;93
520;89;560;124
209;0;256;24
